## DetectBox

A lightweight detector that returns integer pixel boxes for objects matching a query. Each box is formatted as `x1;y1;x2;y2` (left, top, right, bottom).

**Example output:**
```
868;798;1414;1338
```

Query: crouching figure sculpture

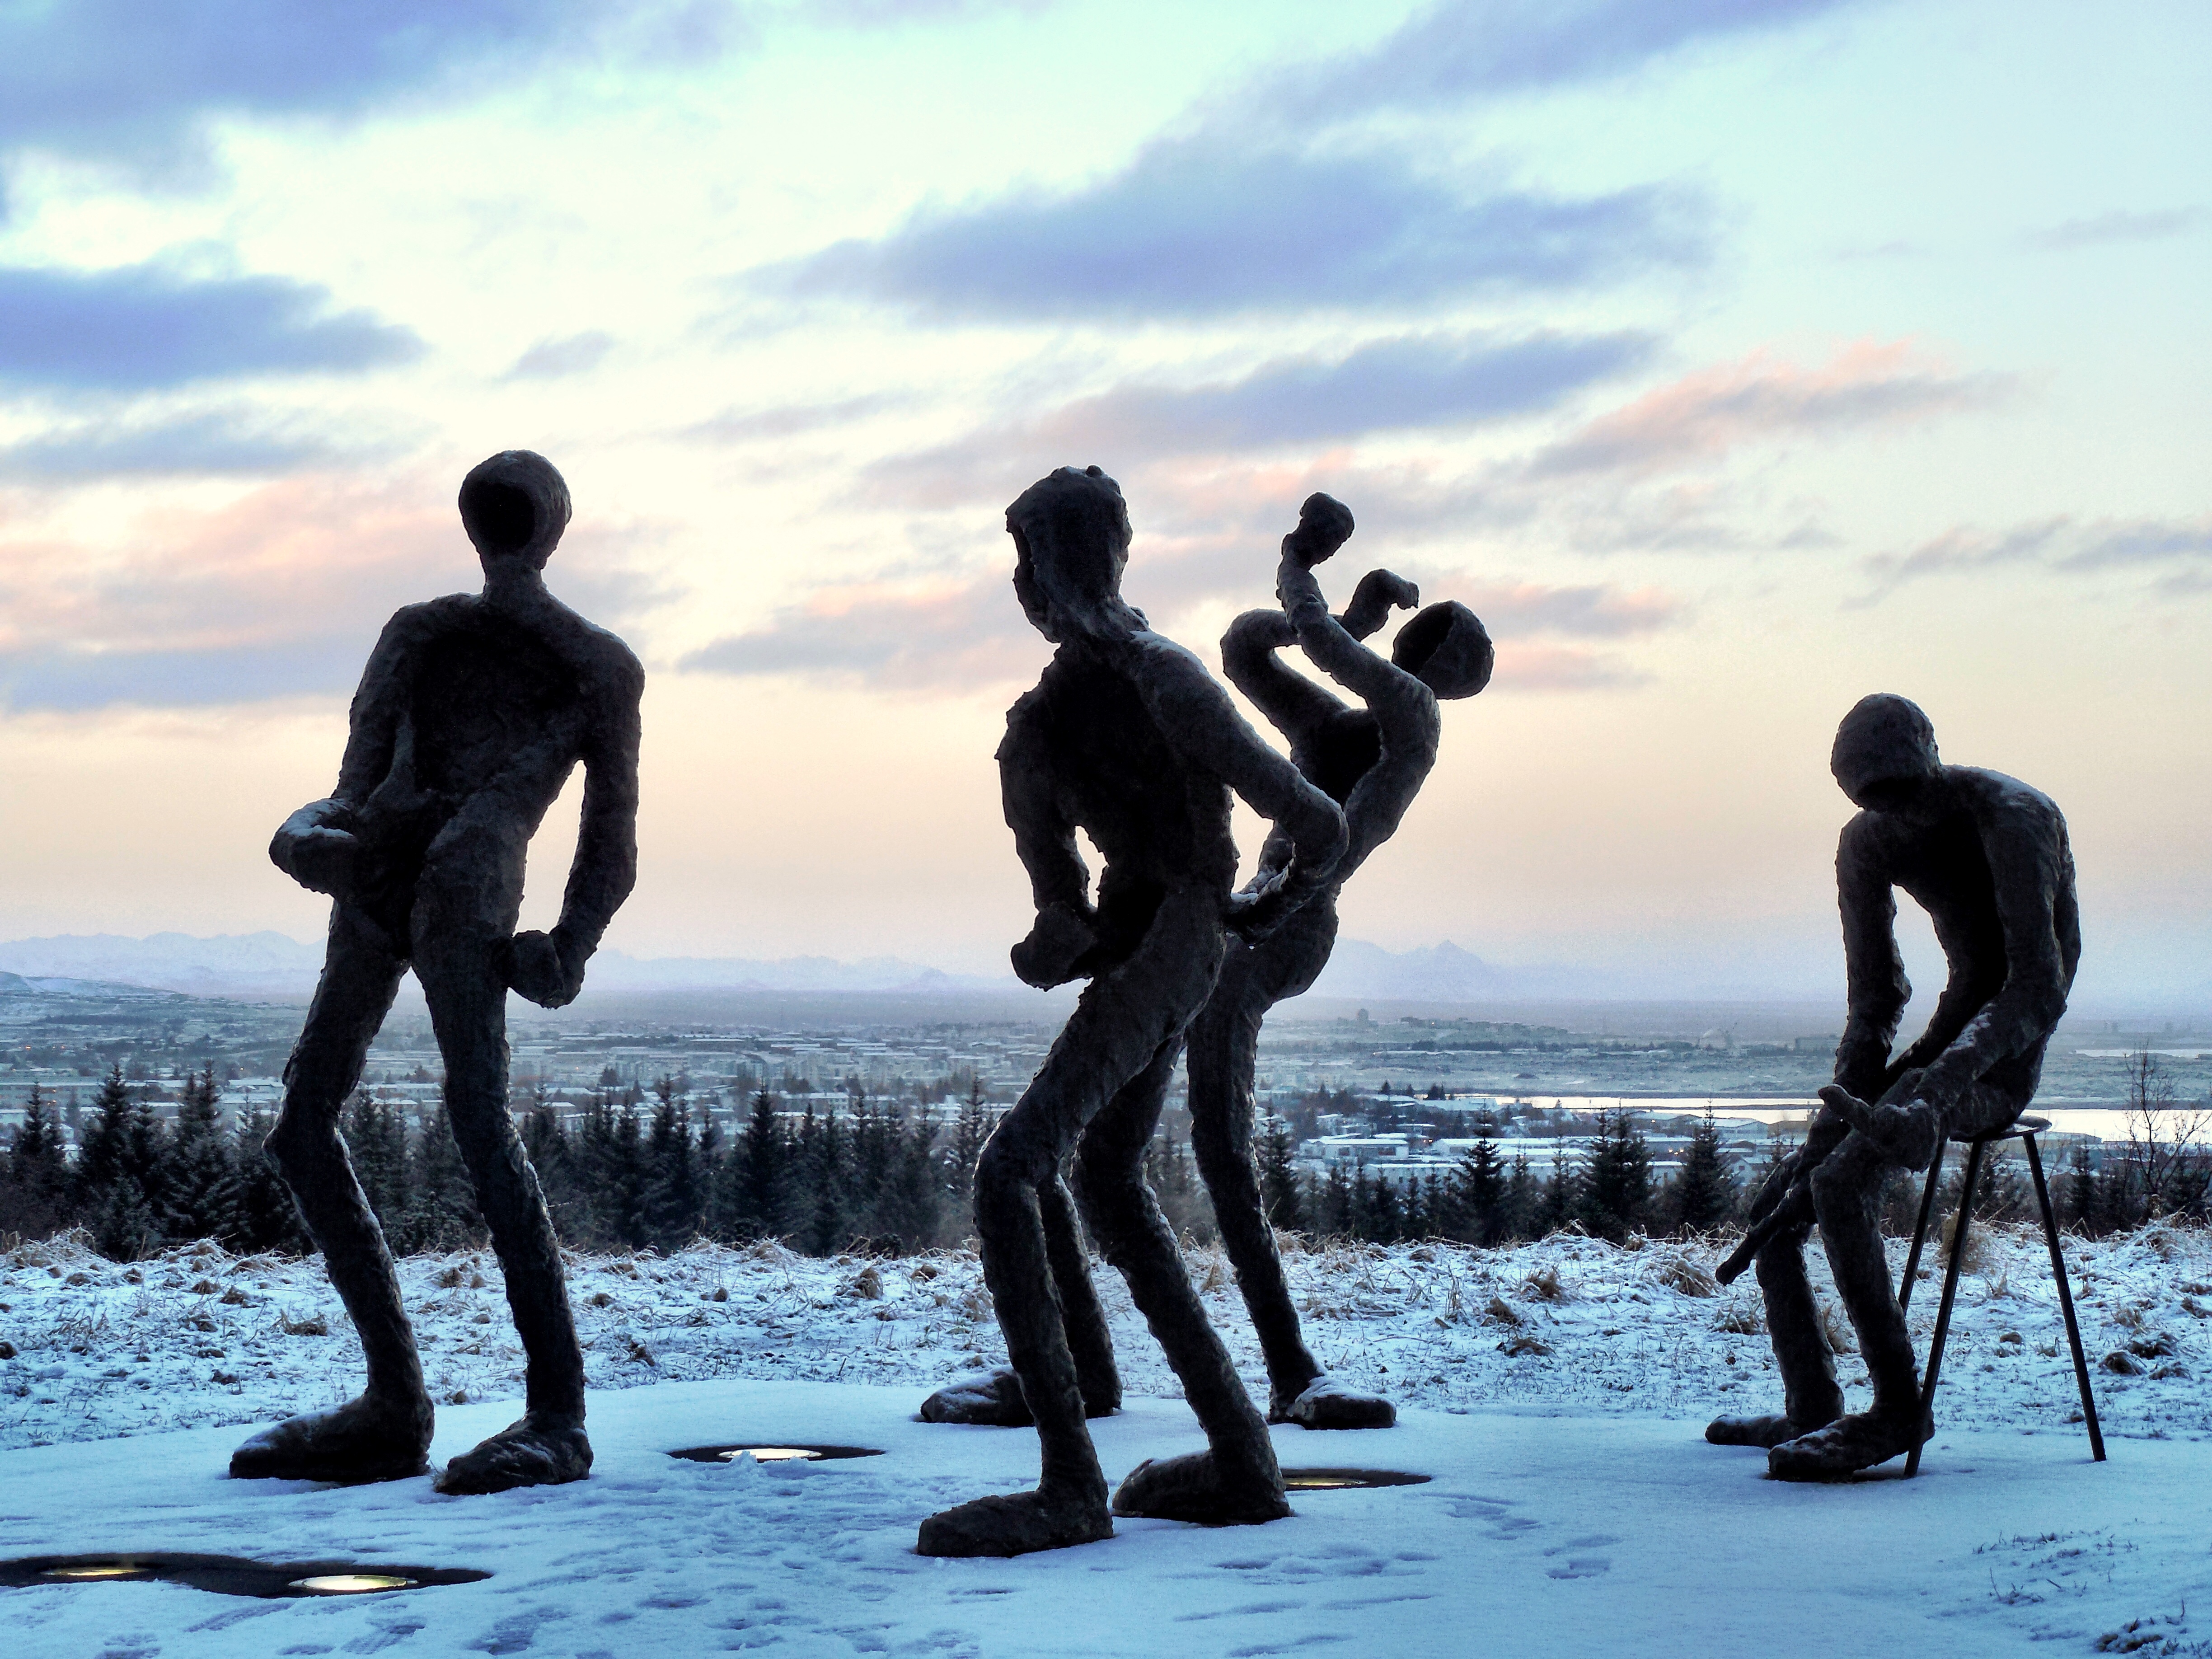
1709;693;2078;1480
232;450;642;1494
916;467;1346;1558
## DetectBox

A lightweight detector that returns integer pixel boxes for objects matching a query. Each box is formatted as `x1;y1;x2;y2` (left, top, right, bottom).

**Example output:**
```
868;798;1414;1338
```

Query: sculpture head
1005;465;1142;643
460;450;572;573
1831;693;1943;815
1392;601;1494;699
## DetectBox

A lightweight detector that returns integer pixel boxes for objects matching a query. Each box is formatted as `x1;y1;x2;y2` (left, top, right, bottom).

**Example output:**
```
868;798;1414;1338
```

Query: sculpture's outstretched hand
1011;900;1099;990
1336;569;1420;641
1817;1083;1941;1172
509;927;589;1009
1281;492;1355;570
269;800;361;900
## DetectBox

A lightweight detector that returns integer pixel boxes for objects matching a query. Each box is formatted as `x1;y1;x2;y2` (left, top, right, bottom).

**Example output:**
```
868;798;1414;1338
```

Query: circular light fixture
718;1446;820;1463
41;1564;149;1581
288;1574;417;1594
1279;1468;1433;1491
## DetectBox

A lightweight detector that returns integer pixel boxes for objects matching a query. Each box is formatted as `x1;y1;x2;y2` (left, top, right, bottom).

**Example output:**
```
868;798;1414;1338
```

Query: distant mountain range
0;930;1613;1005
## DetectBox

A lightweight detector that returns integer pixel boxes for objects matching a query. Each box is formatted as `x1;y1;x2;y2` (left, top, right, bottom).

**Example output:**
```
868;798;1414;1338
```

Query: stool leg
1907;1136;1985;1477
2024;1134;2106;1463
1899;1145;1948;1315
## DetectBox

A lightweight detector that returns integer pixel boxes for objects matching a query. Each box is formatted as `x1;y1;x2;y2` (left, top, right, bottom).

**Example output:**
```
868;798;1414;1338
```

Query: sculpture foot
1111;1451;1292;1526
1705;1413;1830;1450
230;1392;434;1484
916;1488;1114;1558
433;1411;592;1495
1269;1375;1396;1430
919;1366;1116;1426
1767;1407;1931;1482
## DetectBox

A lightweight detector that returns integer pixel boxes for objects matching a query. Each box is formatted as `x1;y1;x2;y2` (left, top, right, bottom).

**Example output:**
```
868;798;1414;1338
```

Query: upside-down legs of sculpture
231;450;642;1494
1706;693;2078;1480
915;467;1347;1558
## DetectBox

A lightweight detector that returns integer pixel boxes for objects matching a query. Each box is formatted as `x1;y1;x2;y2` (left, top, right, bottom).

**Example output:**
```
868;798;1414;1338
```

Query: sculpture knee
264;1108;342;1185
1809;1142;1880;1230
974;1127;1055;1215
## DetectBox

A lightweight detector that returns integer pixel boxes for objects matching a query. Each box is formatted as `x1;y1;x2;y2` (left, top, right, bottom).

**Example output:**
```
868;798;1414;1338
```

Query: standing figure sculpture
921;493;1491;1435
1707;693;2078;1480
916;466;1347;1558
231;450;642;1494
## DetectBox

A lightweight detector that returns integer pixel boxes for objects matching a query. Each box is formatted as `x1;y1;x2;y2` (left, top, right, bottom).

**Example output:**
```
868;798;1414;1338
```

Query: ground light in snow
0;1552;489;1599
668;1443;886;1463
1279;1467;1432;1489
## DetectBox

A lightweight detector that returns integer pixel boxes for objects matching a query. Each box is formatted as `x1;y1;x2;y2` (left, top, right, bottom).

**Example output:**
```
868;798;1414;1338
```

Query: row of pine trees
0;1071;2177;1262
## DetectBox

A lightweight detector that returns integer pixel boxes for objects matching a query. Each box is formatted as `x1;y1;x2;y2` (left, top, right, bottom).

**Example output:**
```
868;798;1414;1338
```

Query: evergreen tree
2;1084;73;1237
78;1064;164;1259
946;1078;994;1209
163;1066;235;1243
1257;1118;1303;1232
642;1077;702;1252
396;1093;483;1254
344;1093;411;1234
1537;1153;1576;1237
1577;1111;1652;1242
722;1087;788;1241
225;1107;310;1254
1320;1162;1354;1237
1453;1137;1508;1246
1504;1153;1536;1243
1667;1109;1737;1234
524;1096;587;1243
805;1104;847;1256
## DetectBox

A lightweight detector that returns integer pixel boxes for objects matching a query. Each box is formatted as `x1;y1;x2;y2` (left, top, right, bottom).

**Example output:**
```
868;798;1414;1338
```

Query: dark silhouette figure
920;494;1491;1435
915;467;1347;1559
1707;694;2078;1480
231;450;642;1494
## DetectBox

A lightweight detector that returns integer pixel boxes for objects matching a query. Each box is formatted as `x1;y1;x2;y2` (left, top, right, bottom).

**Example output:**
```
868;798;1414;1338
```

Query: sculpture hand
1817;1083;1941;1171
510;928;588;1009
1225;876;1294;944
1281;492;1355;569
1011;902;1098;989
269;801;360;900
1336;569;1420;641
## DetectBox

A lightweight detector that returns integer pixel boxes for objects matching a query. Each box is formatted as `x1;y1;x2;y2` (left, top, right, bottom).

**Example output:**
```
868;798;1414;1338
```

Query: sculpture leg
1077;1027;1291;1527
1190;912;1389;1429
232;907;432;1483
919;1172;1120;1427
412;850;592;1496
1706;1162;1840;1449
918;886;1225;1557
1770;1131;1928;1479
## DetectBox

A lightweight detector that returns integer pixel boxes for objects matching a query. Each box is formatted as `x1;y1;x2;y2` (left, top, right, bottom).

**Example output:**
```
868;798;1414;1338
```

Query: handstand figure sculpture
916;466;1347;1558
921;493;1491;1434
232;450;642;1493
1708;693;2078;1480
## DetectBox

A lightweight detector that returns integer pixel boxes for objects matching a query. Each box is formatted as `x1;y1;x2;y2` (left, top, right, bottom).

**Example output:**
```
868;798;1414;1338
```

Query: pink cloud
1532;340;2010;477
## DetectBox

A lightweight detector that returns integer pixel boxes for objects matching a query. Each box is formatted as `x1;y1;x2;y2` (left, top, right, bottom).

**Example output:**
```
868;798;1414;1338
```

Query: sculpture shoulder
1836;808;1904;875
1951;766;2067;842
375;594;474;647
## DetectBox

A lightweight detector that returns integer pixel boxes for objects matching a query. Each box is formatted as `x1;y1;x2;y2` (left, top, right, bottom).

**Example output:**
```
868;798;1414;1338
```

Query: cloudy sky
0;0;2204;1005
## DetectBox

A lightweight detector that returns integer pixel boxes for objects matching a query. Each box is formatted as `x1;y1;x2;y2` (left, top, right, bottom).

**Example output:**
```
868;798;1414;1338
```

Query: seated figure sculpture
231;450;642;1494
915;466;1348;1558
921;492;1492;1435
1707;693;2079;1480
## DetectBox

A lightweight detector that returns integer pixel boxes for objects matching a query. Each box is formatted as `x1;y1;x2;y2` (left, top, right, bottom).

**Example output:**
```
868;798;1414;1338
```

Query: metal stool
1898;1112;2104;1476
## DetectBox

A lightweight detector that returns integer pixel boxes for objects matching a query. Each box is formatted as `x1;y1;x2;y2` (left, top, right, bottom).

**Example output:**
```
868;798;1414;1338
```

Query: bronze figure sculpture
921;493;1490;1436
1708;693;2078;1480
232;450;642;1494
916;467;1347;1558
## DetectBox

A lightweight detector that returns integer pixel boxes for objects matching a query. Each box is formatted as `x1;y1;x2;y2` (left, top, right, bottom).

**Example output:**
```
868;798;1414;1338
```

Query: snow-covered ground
3;1227;2210;1655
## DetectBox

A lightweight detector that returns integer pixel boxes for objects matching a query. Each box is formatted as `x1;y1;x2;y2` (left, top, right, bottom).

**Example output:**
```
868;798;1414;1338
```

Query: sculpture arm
1913;803;2073;1118
1832;817;1908;1102
998;696;1097;987
270;609;417;896
556;655;644;953
1131;636;1346;932
1220;608;1346;740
